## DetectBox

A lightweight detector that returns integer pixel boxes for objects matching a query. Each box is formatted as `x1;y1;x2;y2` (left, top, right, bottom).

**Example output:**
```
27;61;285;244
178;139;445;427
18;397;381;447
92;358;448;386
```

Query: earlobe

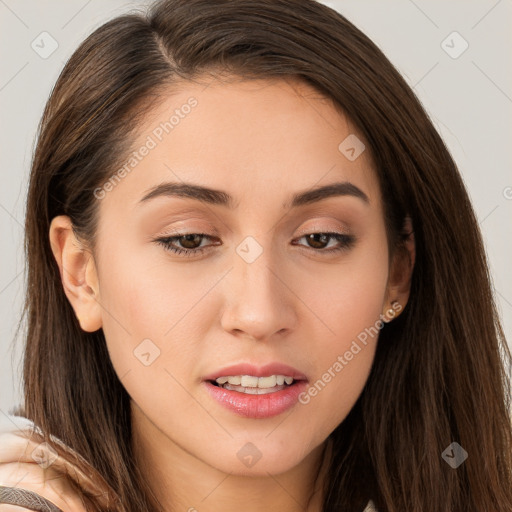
49;215;103;332
382;215;416;319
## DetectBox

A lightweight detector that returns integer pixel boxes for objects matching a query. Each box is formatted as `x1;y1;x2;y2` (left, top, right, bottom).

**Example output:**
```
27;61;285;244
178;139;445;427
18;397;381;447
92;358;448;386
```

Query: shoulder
0;411;89;511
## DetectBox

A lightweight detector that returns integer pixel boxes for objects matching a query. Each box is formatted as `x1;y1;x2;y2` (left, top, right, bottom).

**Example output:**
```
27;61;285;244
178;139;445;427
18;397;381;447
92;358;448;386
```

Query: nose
219;239;297;342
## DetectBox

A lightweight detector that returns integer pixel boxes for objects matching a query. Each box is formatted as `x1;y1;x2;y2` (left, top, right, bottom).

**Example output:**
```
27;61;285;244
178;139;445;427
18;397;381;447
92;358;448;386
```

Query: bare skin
50;76;415;512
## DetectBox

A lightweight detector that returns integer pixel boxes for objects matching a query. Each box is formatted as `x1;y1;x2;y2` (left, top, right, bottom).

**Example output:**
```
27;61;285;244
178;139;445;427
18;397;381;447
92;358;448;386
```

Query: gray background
1;0;511;415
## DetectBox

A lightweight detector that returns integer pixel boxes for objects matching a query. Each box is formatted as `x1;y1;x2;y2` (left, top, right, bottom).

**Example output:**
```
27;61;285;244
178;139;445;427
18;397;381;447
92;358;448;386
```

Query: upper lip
203;362;308;382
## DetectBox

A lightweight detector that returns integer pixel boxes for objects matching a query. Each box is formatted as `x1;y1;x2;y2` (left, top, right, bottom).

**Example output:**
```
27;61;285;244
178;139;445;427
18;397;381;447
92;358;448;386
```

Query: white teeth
257;375;277;388
214;374;295;388
240;375;259;387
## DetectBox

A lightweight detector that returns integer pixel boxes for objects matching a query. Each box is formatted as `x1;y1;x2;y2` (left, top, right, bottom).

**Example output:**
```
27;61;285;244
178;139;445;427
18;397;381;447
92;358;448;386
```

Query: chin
203;437;314;477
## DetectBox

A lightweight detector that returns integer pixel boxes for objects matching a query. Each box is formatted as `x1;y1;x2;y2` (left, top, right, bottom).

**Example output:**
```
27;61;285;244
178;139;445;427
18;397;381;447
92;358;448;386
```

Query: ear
49;215;102;332
382;215;415;321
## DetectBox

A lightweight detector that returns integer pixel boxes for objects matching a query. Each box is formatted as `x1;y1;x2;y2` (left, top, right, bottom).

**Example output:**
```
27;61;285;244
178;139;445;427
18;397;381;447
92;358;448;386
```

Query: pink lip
203;380;308;419
202;362;308;382
202;362;308;419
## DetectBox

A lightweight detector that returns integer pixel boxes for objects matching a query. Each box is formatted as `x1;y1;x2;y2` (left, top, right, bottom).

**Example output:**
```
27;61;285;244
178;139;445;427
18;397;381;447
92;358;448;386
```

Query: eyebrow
138;180;370;209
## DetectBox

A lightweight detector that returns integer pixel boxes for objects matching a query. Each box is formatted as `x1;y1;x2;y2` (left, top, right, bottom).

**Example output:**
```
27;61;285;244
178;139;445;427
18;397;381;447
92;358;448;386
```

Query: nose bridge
236;235;277;295
220;234;295;340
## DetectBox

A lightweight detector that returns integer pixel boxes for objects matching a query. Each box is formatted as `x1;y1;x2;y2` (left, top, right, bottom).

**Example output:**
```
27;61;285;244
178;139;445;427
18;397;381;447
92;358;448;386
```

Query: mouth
207;374;303;395
202;362;308;417
204;374;308;419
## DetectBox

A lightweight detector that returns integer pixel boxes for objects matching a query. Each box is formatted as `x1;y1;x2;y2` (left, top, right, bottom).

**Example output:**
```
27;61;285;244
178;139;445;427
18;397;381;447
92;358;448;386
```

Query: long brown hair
16;0;512;510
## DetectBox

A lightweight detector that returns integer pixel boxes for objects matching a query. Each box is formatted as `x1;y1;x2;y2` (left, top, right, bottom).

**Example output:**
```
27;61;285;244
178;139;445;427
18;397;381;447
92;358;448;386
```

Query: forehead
96;76;380;219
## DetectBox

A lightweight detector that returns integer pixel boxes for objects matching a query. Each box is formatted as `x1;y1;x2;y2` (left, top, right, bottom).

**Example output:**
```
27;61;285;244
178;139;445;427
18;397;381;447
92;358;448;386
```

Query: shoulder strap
0;485;64;512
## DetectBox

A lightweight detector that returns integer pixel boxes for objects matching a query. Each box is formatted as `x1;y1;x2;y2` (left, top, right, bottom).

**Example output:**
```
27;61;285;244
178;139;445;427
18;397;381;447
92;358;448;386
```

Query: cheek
295;237;389;424
95;244;208;381
95;261;201;421
97;238;189;334
299;235;389;344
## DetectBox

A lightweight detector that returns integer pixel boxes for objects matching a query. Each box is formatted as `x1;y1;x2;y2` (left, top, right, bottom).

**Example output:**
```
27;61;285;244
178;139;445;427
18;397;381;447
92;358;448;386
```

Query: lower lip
203;380;308;419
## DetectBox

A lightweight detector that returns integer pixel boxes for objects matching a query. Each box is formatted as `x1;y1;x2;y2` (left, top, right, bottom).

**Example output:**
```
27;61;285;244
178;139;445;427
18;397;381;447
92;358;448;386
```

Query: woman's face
57;77;408;476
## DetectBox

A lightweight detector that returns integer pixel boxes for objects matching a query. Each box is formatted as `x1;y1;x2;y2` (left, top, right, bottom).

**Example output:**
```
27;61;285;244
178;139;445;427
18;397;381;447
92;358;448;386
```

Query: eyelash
154;231;356;257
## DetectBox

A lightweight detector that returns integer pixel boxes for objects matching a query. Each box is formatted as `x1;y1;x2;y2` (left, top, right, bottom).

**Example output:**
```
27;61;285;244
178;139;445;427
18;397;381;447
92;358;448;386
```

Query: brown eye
292;232;355;253
177;234;204;249
155;233;218;256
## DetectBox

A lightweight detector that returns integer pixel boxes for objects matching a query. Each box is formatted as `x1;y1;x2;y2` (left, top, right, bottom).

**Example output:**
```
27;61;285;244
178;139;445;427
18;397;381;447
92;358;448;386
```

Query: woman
1;0;511;511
